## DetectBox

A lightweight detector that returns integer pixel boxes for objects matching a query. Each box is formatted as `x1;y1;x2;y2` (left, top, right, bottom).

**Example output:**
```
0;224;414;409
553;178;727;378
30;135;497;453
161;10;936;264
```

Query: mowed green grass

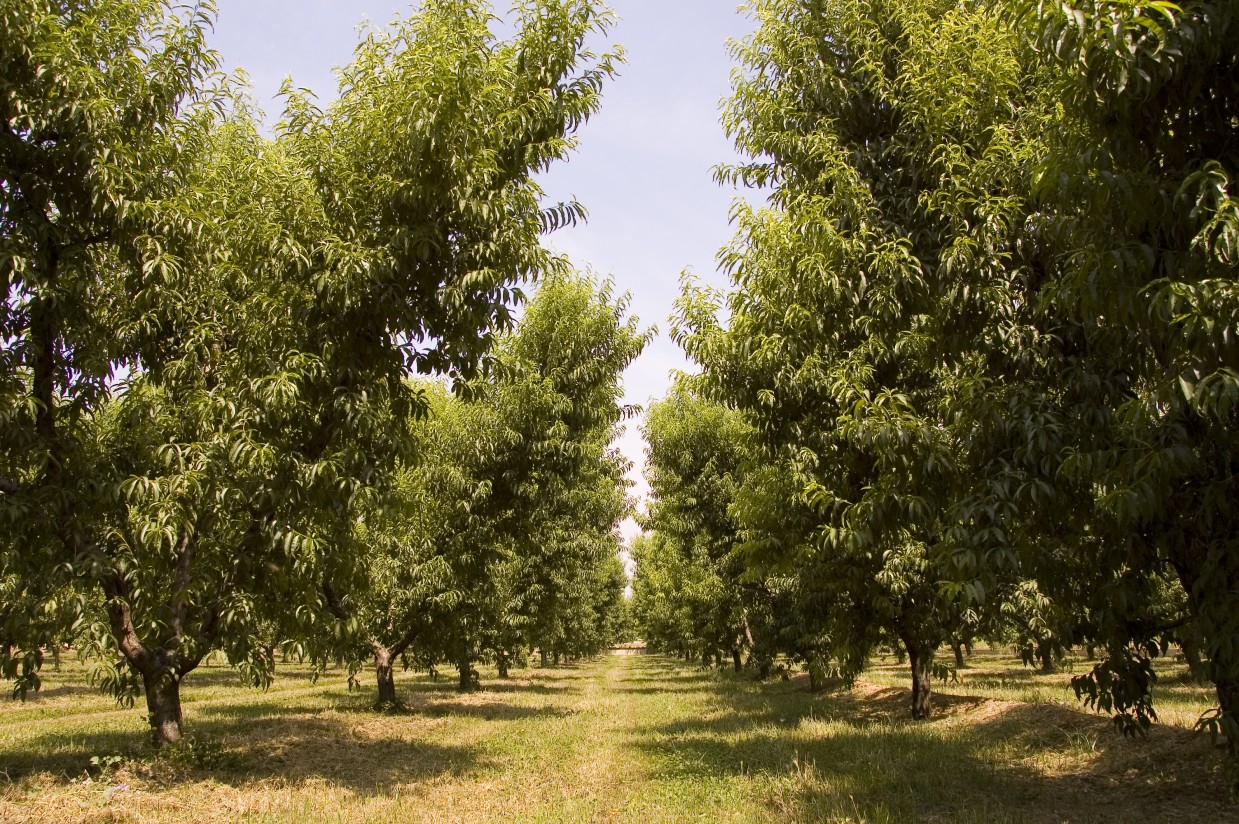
0;650;1233;823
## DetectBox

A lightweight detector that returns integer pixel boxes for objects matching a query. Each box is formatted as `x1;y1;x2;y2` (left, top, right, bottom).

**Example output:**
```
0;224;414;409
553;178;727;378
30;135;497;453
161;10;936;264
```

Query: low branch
387;622;424;661
101;572;151;674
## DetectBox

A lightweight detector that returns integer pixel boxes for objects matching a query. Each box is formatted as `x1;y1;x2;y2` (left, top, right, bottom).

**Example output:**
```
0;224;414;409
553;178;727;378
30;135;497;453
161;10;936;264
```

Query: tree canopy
1;0;622;746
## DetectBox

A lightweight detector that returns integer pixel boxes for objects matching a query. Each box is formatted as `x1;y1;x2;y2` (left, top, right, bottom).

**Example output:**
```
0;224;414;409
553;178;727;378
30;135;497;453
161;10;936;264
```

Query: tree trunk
908;643;934;720
1037;640;1058;674
1215;671;1239;756
374;646;397;707
952;641;966;670
104;577;205;748
732;647;743;673
1183;636;1207;683
540;648;548;668
458;641;473;692
497;650;509;679
553;651;560;666
142;669;184;748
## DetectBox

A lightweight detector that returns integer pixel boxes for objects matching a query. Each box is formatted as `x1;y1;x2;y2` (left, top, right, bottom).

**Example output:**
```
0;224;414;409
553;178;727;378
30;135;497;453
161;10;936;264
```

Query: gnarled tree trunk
105;572;210;748
370;624;421;708
1215;671;1239;757
1183;636;1207;683
374;646;397;706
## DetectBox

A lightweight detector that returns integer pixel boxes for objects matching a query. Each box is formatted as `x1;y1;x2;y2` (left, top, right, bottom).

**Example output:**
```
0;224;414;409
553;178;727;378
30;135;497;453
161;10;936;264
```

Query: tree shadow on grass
9;683;99;702
626;659;1234;823
1;705;486;794
962;701;1232;823
482;680;579;695
321;696;572;723
630;701;1027;820
196;713;484;792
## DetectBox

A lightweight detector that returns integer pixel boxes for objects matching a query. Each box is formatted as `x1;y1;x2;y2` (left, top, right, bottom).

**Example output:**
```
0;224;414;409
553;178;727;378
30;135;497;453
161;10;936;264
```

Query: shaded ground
0;652;1233;822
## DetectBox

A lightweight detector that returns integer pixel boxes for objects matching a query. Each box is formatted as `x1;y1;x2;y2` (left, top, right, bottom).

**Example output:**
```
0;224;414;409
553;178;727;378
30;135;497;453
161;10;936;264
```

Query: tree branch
388;621;424;661
101;572;151;675
169;530;196;640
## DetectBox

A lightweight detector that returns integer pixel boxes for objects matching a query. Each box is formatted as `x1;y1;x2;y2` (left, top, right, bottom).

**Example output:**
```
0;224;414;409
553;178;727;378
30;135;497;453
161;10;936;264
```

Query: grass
0;649;1233;822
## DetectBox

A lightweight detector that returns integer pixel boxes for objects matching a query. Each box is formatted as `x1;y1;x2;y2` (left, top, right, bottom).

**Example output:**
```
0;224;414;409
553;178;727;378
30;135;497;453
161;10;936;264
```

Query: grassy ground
0;650;1233;822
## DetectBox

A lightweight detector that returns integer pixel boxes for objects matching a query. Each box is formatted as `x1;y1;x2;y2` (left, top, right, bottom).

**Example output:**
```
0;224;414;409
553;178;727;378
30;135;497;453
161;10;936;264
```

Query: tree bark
540;648;548;668
1215;671;1239;756
908;643;934;720
142;669;184;747
374;646;397;706
369;623;421;707
30;251;63;491
952;641;966;670
732;647;743;673
1183;636;1207;683
103;569;216;748
458;641;473;692
1037;640;1058;674
497;650;509;679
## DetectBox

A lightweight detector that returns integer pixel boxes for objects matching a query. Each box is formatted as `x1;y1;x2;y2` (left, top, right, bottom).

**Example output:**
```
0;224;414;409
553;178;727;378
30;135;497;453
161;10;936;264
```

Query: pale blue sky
208;1;757;538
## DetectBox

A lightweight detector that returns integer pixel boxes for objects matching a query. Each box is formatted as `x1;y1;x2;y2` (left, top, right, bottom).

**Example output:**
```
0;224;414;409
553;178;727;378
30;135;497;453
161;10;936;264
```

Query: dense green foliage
644;0;1239;782
328;272;647;702
1;0;629;746
633;386;753;670
5;0;1238;798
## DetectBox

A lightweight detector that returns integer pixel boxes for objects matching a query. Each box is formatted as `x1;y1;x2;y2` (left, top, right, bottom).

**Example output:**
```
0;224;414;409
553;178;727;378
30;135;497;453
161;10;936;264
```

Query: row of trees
1;0;636;747
634;0;1238;782
326;273;647;704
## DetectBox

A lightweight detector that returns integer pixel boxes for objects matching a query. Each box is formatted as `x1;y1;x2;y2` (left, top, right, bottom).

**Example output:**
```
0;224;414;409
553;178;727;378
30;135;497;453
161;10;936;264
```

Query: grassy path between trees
0;651;1234;822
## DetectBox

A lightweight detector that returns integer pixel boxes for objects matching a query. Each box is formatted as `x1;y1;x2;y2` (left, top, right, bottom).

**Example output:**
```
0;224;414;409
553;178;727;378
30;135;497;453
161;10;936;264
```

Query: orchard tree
630;533;698;658
324;271;646;701
675;0;1049;718
496;273;648;666
1006;0;1239;763
639;384;760;672
0;0;619;746
1;0;223;699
